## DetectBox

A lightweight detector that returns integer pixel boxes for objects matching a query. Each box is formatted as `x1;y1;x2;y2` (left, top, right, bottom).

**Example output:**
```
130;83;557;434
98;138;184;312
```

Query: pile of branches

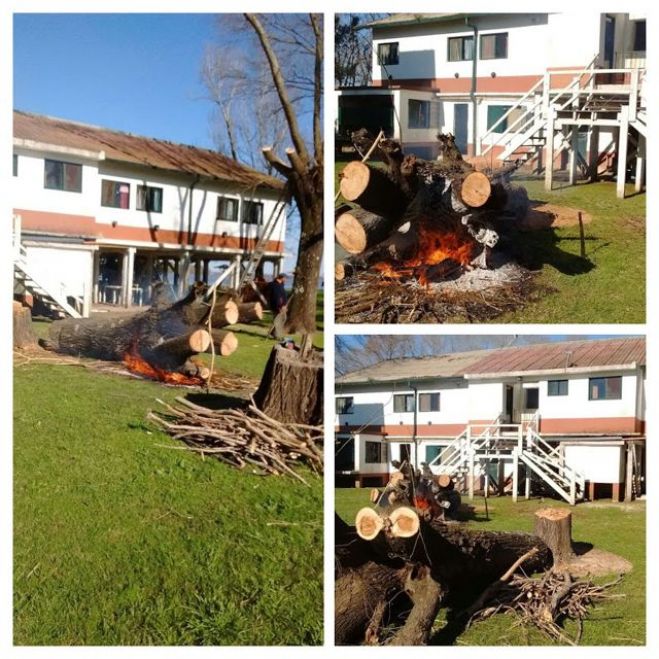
467;569;624;645
335;270;550;323
148;396;323;486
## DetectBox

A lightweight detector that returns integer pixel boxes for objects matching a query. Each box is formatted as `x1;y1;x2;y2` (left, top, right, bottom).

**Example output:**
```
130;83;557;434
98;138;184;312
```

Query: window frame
588;376;623;401
524;387;539;411
364;441;387;464
547;379;569;396
377;41;399;66
479;32;509;60
44;159;82;193
486;104;513;134
101;179;131;210
425;444;443;464
447;35;474;62
335;396;354;415
216;195;240;222
418;392;441;412
136;184;163;213
408;99;431;129
242;200;264;225
393;393;415;413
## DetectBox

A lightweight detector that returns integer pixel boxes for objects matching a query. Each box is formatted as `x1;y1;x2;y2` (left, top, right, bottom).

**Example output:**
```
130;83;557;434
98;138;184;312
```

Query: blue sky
14;14;219;148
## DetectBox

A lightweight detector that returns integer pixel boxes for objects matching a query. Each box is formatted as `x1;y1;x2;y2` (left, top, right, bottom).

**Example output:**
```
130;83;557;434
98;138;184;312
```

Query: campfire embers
122;346;207;386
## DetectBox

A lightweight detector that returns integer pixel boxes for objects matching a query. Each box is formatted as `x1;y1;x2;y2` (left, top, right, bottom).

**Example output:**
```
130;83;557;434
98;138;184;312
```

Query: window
44;159;82;192
419;392;440;412
589;376;622;400
480;32;508;60
378;42;399;65
217;196;239;222
425;444;443;464
365;441;386;464
13;154;18;177
524;388;539;410
242;200;263;225
548;379;569;396
487;105;513;134
408;99;431;129
101;180;131;209
393;394;415;413
335;397;354;414
448;35;474;62
633;20;646;51
137;185;163;213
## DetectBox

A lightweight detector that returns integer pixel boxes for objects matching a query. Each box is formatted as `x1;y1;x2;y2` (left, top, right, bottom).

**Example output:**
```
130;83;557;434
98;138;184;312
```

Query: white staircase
428;417;585;505
479;55;646;177
13;215;83;319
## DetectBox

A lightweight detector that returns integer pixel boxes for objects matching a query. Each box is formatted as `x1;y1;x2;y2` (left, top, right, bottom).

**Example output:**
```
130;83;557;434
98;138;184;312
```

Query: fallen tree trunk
13;301;37;348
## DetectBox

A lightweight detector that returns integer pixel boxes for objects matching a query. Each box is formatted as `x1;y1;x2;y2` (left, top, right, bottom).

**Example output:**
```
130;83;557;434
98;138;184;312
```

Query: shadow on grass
185;392;247;411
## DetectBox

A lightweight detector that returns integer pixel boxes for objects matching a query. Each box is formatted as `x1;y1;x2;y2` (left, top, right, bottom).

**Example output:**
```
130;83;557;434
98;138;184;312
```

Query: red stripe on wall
539;417;640;434
15;208;284;252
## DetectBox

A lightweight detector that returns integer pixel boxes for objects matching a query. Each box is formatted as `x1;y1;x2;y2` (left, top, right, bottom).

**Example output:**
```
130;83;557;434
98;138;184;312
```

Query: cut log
335;208;397;255
181;359;211;380
339;161;408;221
389;506;420;538
454;170;492;208
356;507;384;541
253;344;323;425
210;297;239;327
436;474;453;489
149;329;211;370
208;329;238;356
237;302;263;323
13;302;37;348
533;507;576;568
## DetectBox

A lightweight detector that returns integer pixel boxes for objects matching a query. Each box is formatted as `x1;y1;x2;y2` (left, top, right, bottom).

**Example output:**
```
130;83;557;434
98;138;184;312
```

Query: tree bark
253;344;323;424
533;508;575;568
13;301;37;348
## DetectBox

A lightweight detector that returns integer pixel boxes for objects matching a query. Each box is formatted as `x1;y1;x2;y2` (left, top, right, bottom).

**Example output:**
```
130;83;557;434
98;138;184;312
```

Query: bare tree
335;14;389;87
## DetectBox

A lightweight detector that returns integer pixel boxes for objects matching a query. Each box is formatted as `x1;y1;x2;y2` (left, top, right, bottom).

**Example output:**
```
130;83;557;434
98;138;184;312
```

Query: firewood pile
148;395;323;486
335;130;545;323
336;494;627;646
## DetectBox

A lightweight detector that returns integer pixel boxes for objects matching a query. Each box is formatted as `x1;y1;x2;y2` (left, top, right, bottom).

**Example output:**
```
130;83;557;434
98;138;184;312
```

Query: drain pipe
466;17;478;156
187;174;201;245
412;382;419;471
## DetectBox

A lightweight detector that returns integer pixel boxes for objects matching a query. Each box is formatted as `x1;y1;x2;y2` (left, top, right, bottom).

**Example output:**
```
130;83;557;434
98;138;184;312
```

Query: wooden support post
524;468;531;500
497;459;505;495
194;258;202;282
233;255;242;290
178;252;191;297
92;250;100;304
512;451;519;503
544;109;555;192
616;105;629;199
468;452;475;500
123;247;135;308
202;259;209;283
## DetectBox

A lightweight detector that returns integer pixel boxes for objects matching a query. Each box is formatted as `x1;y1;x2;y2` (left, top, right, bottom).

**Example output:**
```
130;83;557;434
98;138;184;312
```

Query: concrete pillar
616;105;630;199
233;254;242;290
92;250;101;304
468;453;475;501
177;252;191;296
625;443;634;502
588;125;600;182
123;247;135;307
202;259;210;283
194;258;202;282
634;134;645;194
512;451;519;503
568;126;579;186
544;109;555;192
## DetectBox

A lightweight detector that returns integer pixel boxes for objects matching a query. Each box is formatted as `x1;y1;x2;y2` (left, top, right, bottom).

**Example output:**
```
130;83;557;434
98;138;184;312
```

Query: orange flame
122;349;205;386
373;221;477;285
413;496;431;511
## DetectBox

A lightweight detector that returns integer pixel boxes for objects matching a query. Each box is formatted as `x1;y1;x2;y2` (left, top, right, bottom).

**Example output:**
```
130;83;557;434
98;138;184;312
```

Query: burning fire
122;349;205;386
413;495;431;512
374;221;477;286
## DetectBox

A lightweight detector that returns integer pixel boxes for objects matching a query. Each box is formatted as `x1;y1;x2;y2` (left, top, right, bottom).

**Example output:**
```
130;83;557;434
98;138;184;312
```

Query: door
399;444;411;464
453;104;469;154
504;385;514;423
604;15;615;68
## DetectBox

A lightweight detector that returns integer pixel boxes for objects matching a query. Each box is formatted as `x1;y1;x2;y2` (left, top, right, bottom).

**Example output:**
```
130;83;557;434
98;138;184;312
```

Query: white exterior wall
466;381;505;421
23;244;94;308
357;434;389;474
372;13;604;84
13;149;286;252
399;89;442;146
564;445;624;483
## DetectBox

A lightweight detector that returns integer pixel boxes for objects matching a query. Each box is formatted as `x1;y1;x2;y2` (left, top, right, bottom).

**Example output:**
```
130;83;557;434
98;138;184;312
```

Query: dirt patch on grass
520;202;593;231
568;544;633;577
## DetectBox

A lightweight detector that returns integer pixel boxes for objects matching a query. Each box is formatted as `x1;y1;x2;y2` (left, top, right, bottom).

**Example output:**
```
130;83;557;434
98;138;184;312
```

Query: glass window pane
463;36;474;60
426;445;442;463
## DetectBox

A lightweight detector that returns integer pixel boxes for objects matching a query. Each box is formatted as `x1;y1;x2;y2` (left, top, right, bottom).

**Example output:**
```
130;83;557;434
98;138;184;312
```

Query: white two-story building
12;110;287;316
335;13;646;196
335;337;645;503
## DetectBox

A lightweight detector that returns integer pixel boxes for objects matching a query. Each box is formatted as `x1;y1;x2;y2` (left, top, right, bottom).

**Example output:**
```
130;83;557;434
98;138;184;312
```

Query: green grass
334;162;645;323
14;311;324;645
336;489;645;645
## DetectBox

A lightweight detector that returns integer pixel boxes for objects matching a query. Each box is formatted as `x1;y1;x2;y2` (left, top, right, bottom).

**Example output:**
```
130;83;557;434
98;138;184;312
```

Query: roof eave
464;363;640;380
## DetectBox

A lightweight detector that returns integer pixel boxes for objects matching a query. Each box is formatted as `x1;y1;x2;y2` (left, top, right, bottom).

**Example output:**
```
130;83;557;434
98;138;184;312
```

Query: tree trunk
253;344;323;424
210;297;240;327
533;508;575;568
208;329;238;356
13;301;37;348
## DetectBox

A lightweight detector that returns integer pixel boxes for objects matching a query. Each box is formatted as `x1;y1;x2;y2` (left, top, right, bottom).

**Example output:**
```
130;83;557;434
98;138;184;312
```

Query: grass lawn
334;161;645;323
336;489;645;646
14;308;324;645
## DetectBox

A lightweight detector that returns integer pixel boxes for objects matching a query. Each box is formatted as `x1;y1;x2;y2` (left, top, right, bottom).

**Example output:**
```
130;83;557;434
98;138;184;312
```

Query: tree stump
253;344;323;425
13;301;37;348
533;507;575;568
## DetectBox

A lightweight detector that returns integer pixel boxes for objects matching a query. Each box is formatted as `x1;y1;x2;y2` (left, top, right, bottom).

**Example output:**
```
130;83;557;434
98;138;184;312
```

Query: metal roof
338;338;645;385
13;110;284;192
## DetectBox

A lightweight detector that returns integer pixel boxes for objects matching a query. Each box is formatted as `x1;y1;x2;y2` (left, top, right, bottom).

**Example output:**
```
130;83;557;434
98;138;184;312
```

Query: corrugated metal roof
14;110;284;192
464;338;645;376
338;338;645;385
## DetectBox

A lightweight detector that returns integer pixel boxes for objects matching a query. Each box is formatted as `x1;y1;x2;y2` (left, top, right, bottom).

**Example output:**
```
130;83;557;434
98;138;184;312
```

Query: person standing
268;273;287;314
